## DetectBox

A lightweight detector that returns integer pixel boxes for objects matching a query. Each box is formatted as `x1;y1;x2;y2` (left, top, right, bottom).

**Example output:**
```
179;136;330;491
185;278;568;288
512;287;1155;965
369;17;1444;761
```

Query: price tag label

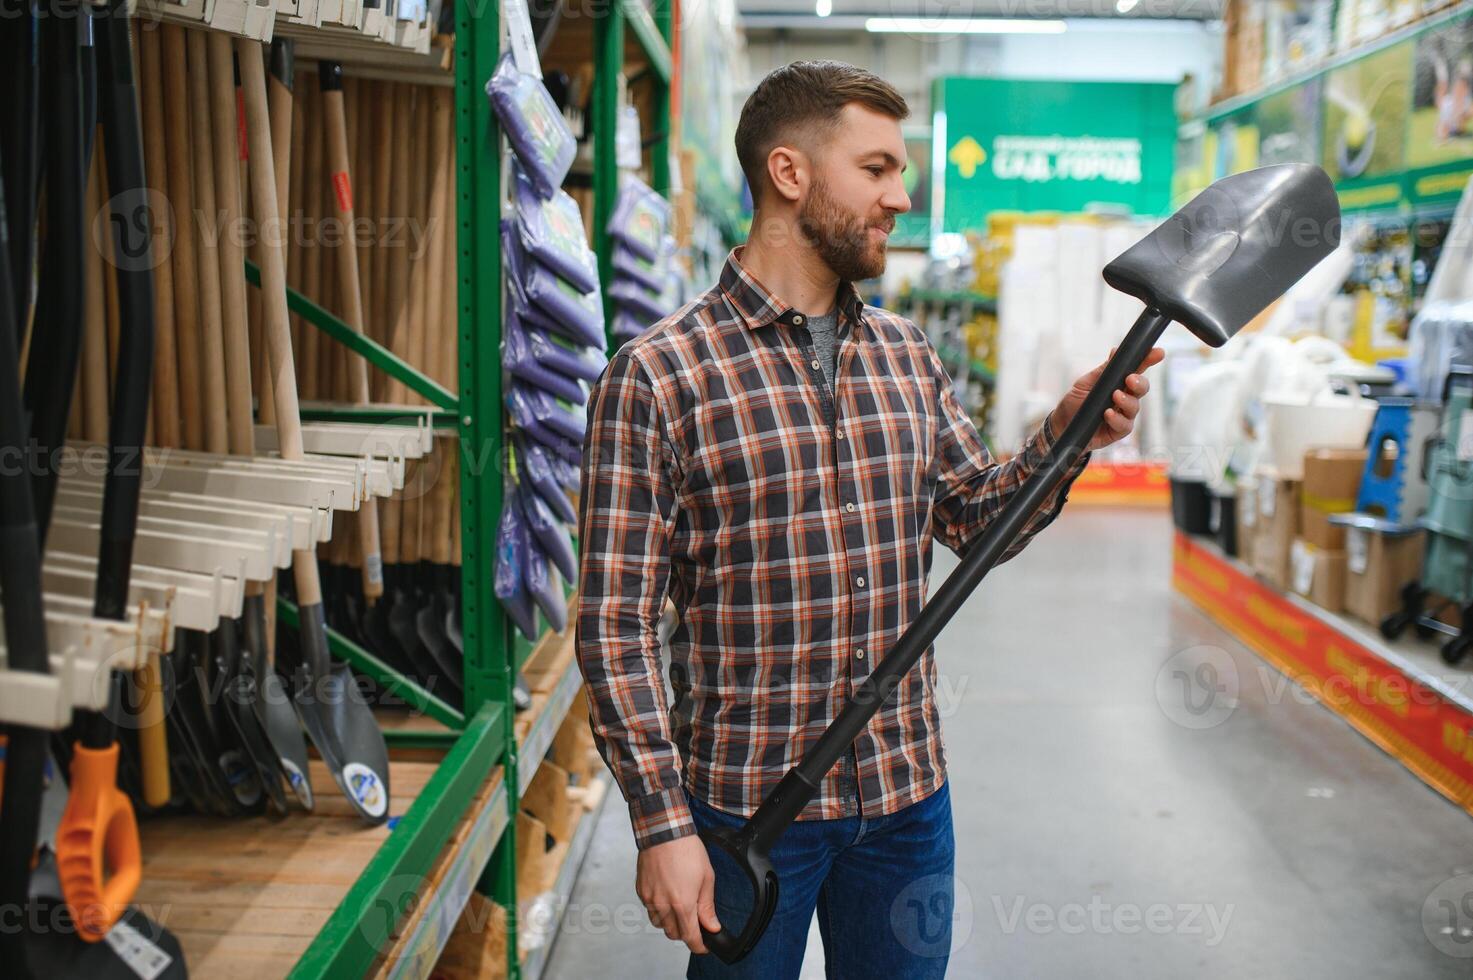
1258;478;1276;519
1240;487;1257;528
1347;527;1369;575
503;0;541;76
1291;540;1315;595
104;919;174;980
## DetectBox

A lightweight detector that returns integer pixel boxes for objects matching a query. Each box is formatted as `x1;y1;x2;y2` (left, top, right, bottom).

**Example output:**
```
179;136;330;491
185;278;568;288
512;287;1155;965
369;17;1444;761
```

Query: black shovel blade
293;601;391;825
243;593;315;811
1102;163;1341;347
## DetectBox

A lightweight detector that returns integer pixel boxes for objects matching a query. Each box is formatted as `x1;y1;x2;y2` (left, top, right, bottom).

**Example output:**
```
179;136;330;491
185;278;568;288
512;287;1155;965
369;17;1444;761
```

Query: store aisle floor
543;509;1473;979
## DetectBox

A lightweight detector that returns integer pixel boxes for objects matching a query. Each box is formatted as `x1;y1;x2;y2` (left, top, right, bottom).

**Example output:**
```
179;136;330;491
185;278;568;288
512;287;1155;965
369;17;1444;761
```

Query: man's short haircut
735;60;909;207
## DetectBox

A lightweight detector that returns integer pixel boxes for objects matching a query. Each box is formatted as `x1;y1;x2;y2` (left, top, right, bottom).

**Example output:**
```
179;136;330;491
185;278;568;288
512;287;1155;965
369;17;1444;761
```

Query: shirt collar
718;245;868;334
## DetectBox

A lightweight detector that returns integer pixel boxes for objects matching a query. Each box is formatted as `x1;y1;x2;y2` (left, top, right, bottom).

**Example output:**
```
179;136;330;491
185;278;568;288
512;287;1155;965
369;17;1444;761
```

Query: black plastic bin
1170;476;1213;536
1208;488;1237;556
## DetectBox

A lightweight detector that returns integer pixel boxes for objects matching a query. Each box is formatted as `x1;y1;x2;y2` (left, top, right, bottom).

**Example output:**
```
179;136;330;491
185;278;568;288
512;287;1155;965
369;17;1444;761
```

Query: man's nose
882;177;911;216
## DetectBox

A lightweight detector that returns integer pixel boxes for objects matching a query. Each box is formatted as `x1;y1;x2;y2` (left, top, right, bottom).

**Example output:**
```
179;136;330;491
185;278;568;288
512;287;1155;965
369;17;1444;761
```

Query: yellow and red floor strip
1173;531;1473;818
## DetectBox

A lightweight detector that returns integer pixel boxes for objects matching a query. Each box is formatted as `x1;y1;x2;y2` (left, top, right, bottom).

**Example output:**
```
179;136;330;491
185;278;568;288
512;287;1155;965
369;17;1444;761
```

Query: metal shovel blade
294;600;391;825
1101;163;1341;348
243;592;315;811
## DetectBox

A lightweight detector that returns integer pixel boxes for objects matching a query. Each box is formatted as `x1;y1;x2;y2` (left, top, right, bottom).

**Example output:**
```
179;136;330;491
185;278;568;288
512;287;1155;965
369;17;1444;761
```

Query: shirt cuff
1019;409;1091;522
628;786;698;851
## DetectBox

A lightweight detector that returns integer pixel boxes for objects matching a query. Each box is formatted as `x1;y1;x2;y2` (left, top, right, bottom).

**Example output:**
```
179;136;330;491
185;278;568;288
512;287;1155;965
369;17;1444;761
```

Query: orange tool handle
56;743;142;942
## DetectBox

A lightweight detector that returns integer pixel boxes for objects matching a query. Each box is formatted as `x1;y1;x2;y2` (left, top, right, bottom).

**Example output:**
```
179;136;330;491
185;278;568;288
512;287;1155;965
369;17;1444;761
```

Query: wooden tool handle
137;25;180;449
161;24;202;451
206;32;255;457
187;27;229;456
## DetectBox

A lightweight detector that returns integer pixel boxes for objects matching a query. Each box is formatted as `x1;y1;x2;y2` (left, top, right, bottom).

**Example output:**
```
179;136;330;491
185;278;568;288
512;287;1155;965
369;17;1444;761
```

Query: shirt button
855;649;865;659
856;576;866;588
811;359;821;370
793;314;805;325
845;501;856;512
837;427;845;440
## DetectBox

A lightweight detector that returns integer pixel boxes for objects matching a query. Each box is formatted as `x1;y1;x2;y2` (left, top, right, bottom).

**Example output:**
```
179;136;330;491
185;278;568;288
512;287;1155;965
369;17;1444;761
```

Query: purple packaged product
525;264;605;349
609;277;668;323
519;382;587;442
522;440;577;524
520;483;577;583
500;219;528;308
485;53;575;200
513;164;599;294
551;454;580;491
611;242;665;293
606;174;669;262
522;526;568;632
494;494;539;641
612;309;648;340
504;310;588;405
525;325;606;382
506;384;583;463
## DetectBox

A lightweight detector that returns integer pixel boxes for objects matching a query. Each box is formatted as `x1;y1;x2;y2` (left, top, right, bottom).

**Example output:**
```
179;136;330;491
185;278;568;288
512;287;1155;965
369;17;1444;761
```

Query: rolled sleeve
575;350;696;850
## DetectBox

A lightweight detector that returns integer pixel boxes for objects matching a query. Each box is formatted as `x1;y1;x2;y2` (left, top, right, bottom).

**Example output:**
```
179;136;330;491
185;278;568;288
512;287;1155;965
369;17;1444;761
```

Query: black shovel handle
701;307;1173;964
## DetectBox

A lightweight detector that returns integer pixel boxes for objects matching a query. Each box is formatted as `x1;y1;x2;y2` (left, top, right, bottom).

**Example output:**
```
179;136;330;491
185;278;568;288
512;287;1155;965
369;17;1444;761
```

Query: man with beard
574;61;1161;977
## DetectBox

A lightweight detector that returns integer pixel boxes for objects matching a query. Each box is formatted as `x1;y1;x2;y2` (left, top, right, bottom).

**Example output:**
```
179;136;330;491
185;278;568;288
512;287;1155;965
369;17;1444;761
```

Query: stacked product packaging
607;174;680;344
487;53;607;640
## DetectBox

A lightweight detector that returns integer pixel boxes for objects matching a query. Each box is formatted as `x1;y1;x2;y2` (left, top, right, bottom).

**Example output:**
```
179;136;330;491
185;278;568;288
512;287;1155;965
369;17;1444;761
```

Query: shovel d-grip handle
702;310;1175;963
57;743;143;942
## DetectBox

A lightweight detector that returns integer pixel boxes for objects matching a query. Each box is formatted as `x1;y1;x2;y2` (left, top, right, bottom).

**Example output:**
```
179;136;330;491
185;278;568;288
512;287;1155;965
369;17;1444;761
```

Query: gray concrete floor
542;509;1473;979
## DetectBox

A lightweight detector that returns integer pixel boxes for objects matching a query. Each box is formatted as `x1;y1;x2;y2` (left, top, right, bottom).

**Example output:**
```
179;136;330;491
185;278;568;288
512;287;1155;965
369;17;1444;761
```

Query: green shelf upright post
454;0;521;970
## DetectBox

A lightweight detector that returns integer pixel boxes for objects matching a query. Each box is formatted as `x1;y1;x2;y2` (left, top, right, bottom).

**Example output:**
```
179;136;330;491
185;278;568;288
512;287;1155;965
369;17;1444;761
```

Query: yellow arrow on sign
948;136;987;178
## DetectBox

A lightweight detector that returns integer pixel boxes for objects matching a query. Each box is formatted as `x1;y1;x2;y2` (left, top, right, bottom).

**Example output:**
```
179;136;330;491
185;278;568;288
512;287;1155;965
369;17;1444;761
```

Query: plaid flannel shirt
575;247;1089;850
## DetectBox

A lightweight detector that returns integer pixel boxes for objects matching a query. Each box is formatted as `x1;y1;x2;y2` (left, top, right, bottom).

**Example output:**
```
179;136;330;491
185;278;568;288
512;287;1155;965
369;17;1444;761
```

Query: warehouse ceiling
737;0;1224;24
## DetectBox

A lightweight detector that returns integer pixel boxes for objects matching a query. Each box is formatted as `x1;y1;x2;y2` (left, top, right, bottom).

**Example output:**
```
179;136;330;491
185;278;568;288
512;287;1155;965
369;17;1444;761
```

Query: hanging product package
525;262;606;348
522;509;568;632
518;381;588;442
505;308;590;405
514;163;599;294
522;439;578;523
501;218;531;310
485;52;576;199
507;382;583;463
612;241;667;293
609;277;668;324
607;173;670;261
551;453;581;492
494;481;540;641
520;481;577;582
613;308;648;341
527;325;606;382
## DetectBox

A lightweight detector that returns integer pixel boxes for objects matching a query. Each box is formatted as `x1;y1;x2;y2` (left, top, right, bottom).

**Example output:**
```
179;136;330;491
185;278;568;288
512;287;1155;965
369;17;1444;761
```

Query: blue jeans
685;780;955;979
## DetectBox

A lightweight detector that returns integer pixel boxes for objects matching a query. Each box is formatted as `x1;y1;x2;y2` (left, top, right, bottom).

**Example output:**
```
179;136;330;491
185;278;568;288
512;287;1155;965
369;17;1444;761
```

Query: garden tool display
238;40;390;825
206;30;316;815
1380;368;1473;664
697;164;1344;964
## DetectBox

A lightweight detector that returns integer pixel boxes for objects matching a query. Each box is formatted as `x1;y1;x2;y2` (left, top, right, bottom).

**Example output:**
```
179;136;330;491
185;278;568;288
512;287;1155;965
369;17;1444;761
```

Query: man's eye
866;166;883;176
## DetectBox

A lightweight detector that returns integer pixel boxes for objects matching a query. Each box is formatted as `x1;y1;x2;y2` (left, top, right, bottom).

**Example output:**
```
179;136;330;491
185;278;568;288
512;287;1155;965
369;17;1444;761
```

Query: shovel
237;40;390;825
697;164;1345;964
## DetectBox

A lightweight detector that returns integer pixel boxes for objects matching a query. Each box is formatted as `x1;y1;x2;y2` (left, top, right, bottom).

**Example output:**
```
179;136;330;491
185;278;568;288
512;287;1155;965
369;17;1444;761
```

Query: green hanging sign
933;77;1176;232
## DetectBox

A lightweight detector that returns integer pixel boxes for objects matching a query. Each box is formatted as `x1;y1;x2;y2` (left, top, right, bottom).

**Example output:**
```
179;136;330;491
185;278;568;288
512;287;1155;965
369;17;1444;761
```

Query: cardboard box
1343;524;1425;625
1300;448;1366;550
1290;539;1347;613
1252;474;1301;589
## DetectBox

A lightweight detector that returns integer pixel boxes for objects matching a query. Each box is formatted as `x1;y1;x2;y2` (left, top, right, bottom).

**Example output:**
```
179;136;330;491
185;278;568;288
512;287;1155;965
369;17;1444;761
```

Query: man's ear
766;144;807;204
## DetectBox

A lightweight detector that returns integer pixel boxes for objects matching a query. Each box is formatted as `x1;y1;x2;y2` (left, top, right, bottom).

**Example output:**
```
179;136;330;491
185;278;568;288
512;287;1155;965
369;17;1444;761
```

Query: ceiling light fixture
865;17;1067;34
816;0;832;15
1116;0;1140;12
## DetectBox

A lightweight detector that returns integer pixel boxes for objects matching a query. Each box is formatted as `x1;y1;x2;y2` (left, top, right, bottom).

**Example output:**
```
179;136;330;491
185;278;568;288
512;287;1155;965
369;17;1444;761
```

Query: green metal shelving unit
243;3;677;977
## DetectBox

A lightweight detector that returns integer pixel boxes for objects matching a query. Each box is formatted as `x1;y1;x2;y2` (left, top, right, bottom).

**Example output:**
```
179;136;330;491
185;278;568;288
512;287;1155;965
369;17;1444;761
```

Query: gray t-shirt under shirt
804;309;840;392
